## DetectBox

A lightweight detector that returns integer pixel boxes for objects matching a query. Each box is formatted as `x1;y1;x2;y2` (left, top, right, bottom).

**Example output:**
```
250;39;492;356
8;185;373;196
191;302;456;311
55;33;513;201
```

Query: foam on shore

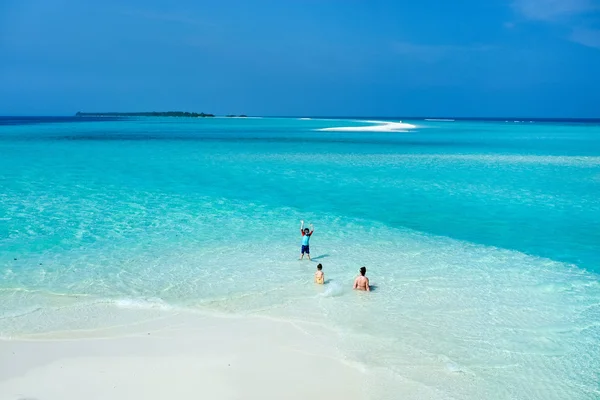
318;120;417;132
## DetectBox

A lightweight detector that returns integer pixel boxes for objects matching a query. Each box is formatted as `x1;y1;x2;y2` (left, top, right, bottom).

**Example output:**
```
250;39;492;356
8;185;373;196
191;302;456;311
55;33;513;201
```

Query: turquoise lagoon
1;117;599;399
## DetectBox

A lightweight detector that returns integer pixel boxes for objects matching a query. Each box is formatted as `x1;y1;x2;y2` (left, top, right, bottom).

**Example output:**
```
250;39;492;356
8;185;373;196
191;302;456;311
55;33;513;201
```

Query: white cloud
392;42;493;61
512;0;599;21
570;27;600;49
121;9;209;27
512;0;600;50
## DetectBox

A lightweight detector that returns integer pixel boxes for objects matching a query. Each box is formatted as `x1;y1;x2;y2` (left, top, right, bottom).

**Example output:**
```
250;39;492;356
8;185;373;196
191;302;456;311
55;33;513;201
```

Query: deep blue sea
1;116;599;399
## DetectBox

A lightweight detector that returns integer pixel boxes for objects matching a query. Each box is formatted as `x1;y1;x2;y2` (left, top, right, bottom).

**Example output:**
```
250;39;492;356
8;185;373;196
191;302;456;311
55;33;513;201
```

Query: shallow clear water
1;117;599;399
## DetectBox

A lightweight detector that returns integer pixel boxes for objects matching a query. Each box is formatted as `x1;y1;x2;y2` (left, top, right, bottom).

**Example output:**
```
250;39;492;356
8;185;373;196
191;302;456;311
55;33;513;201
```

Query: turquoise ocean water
1;117;599;399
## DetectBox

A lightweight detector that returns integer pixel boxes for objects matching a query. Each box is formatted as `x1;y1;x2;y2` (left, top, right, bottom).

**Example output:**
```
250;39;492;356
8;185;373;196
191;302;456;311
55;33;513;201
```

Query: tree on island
75;111;216;118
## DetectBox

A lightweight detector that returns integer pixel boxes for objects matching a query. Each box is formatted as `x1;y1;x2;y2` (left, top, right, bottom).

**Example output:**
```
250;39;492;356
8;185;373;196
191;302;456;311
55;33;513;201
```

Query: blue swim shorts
301;245;310;254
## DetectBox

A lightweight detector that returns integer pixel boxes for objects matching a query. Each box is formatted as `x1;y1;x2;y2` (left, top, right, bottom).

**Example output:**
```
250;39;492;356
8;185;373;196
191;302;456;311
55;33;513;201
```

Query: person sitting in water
315;263;324;284
299;220;314;260
353;267;370;291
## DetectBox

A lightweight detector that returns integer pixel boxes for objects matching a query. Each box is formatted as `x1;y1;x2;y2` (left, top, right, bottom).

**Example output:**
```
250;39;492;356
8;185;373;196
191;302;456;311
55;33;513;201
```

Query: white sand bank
319;120;417;132
0;313;367;400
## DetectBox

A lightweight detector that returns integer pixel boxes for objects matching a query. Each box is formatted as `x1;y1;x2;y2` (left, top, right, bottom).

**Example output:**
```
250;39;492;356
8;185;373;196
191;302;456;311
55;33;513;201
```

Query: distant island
75;111;215;118
226;114;248;118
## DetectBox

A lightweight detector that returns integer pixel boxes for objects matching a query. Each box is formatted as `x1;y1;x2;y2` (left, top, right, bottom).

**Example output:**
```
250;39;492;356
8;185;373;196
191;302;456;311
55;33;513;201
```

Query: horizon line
2;114;600;121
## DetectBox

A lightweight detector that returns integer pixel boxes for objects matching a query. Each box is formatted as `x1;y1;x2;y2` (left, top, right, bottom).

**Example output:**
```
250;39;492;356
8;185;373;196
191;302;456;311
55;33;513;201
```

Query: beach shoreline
0;311;369;400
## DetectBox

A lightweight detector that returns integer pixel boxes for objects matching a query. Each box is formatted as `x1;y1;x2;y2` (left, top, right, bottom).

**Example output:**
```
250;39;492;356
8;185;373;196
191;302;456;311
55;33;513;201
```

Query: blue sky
1;0;600;117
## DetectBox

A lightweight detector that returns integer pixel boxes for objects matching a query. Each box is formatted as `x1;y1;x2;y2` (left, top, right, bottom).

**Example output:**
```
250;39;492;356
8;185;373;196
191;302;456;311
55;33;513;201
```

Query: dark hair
304;228;310;233
360;267;366;276
317;264;322;270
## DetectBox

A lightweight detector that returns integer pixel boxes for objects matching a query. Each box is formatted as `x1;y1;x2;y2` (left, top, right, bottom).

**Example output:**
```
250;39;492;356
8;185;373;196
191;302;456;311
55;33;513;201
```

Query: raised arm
309;223;314;234
300;220;304;233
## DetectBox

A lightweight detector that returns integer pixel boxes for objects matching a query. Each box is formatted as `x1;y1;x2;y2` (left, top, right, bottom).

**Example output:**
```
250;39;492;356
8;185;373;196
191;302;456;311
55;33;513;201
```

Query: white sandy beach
319;120;417;132
0;312;367;400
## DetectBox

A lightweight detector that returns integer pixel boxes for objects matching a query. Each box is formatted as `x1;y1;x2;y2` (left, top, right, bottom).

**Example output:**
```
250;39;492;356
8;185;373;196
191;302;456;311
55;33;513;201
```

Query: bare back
315;271;324;284
353;276;370;291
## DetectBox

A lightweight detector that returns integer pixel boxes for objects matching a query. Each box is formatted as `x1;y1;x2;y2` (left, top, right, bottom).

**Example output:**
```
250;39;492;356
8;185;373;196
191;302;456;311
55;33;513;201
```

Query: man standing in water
299;220;314;260
353;267;370;291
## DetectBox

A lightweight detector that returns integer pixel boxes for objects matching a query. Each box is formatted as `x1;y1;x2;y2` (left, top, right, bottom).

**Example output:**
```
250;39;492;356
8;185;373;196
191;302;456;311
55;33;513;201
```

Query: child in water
299;220;314;260
315;264;324;284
